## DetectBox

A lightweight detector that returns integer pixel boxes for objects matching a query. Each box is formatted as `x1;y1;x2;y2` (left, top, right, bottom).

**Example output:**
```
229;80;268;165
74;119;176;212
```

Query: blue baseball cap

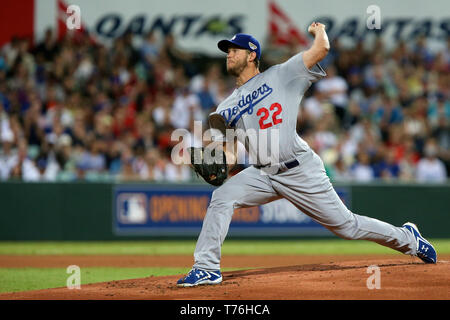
218;33;261;60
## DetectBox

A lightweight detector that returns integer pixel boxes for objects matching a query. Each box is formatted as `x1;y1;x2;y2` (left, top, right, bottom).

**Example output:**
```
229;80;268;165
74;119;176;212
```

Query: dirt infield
1;254;449;300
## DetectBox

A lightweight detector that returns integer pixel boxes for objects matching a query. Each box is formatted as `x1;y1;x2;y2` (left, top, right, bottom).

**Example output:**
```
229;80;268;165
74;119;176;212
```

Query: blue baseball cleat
403;222;437;264
177;268;222;287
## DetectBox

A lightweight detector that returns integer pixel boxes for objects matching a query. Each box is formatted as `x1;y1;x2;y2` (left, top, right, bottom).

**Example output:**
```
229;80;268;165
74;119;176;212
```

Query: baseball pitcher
177;22;437;287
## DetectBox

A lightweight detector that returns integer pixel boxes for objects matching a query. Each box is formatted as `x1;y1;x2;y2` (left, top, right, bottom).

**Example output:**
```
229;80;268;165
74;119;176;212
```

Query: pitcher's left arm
302;22;330;69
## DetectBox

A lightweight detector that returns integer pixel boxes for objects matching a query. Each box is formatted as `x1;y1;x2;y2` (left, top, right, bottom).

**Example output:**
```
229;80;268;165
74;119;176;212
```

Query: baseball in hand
308;22;325;36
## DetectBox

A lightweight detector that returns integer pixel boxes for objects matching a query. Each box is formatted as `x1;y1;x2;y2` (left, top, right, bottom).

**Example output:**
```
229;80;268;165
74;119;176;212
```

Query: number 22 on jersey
257;103;283;130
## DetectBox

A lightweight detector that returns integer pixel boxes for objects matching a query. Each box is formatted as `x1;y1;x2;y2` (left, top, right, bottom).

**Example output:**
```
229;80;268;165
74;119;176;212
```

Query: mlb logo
117;193;148;224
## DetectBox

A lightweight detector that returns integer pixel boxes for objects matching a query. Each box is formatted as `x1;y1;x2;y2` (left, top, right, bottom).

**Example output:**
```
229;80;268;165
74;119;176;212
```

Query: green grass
0;239;450;255
1;239;449;294
0;267;188;293
0;267;243;293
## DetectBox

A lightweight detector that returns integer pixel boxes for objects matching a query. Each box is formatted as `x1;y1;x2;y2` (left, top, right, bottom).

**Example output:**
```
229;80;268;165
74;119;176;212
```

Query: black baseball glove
188;146;228;186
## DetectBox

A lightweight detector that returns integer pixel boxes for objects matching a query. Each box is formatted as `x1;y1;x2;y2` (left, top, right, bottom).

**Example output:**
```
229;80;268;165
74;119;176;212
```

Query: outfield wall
0;182;448;240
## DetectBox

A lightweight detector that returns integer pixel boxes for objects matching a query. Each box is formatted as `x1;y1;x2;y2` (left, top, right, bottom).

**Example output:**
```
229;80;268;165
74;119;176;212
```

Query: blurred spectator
161;33;196;77
313;112;338;157
77;140;106;175
416;139;447;183
195;79;216;115
170;86;203;129
132;147;150;180
145;148;165;181
372;147;400;180
350;151;375;182
0;131;15;180
140;31;160;68
316;65;349;127
373;95;403;127
331;156;352;182
165;162;191;182
302;87;327;123
431;116;450;174
33;29;59;63
34;140;60;181
116;145;138;181
7;140;40;181
399;138;420;182
428;93;450;129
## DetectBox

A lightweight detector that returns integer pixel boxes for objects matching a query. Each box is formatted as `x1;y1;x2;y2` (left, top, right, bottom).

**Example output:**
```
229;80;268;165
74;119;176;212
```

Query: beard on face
227;55;248;77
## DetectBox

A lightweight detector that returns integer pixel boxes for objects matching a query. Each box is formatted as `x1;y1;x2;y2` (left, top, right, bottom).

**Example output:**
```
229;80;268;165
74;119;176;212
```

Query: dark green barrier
0;182;448;240
347;183;450;238
0;182;113;240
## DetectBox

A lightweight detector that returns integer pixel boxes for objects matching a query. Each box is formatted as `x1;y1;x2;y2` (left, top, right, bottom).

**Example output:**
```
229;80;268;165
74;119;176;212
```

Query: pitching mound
1;255;449;300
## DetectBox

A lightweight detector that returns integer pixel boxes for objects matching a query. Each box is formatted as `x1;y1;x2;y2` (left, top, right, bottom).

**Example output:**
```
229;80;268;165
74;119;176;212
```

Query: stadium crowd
0;29;448;183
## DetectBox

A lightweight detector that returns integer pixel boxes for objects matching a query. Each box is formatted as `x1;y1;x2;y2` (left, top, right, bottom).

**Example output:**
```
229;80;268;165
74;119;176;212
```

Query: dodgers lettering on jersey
209;52;326;166
219;83;273;127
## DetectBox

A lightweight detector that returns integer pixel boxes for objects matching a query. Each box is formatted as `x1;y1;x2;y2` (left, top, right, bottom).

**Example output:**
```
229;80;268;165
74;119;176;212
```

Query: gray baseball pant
193;149;417;271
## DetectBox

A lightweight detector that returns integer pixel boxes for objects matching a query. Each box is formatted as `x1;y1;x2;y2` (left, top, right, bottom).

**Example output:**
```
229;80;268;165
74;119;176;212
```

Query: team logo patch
248;42;257;50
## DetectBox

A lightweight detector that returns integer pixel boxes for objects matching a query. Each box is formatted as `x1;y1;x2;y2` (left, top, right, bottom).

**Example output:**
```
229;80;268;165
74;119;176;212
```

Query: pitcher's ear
248;50;256;62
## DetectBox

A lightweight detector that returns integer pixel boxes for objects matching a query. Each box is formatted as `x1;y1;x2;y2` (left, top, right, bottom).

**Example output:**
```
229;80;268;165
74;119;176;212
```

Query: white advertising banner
35;0;268;55
34;0;450;55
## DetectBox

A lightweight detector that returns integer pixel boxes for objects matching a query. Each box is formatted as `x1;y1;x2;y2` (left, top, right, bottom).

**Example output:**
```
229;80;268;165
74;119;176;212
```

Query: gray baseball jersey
192;51;417;272
209;52;325;166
